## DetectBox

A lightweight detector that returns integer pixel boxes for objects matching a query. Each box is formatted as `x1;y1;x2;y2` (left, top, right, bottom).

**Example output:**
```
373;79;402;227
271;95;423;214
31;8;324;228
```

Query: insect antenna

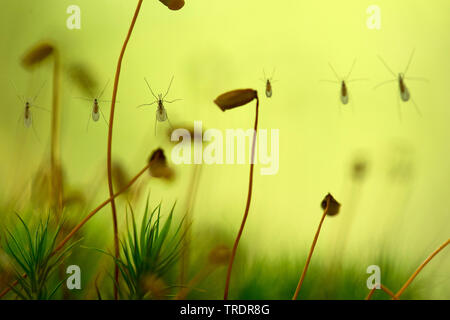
163;75;175;99
31;81;46;104
144;77;158;100
74;97;94;102
404;48;416;76
345;58;357;80
97;80;110;100
319;79;339;84
328;63;341;81
270;67;276;80
10;81;25;104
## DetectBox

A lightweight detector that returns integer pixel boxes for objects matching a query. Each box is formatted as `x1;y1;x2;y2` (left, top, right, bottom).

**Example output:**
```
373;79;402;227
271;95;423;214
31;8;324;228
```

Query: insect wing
400;86;410;102
340;94;349;105
92;110;100;121
265;81;272;98
24;114;32;127
156;107;167;122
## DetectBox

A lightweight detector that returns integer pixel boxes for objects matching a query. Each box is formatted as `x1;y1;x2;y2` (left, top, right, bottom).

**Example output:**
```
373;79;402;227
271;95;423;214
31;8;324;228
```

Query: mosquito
375;49;426;119
74;80;110;130
321;59;366;110
260;68;277;98
12;81;48;140
137;76;181;135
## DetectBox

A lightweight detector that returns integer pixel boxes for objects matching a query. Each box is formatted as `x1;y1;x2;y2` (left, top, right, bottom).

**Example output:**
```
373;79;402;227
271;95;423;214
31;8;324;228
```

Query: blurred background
0;0;449;299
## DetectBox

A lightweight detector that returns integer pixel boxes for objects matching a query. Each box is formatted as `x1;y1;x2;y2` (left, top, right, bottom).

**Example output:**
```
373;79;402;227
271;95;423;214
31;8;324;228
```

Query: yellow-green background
0;0;449;298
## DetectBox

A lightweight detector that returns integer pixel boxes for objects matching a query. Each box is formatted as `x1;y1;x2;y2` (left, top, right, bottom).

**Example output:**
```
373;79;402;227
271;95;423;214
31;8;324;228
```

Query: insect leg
319;79;339;84
31;104;50;112
99;106;109;126
31;117;41;144
164;99;182;104
373;79;396;90
349;90;356;114
410;97;422;116
166;112;174;130
86;112;91;132
404;48;416;75
15;113;23;138
397;91;402;122
137;101;157;108
377;55;397;77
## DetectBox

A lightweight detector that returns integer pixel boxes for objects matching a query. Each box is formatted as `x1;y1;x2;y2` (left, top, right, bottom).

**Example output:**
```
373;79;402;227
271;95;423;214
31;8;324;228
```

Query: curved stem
394;238;449;299
179;163;203;285
175;265;213;300
292;208;328;300
0;164;150;299
365;286;376;300
50;51;63;217
365;284;397;300
381;284;397;299
107;0;143;300
223;96;259;300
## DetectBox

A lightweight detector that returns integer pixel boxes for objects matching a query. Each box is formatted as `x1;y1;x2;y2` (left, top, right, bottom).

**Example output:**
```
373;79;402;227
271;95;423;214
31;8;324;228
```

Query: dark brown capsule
21;42;55;69
214;89;258;112
148;148;174;180
159;0;185;10
321;193;341;216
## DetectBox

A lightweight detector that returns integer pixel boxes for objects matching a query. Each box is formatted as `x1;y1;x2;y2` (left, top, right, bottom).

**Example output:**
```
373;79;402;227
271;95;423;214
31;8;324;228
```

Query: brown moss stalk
175;265;212;300
365;284;397;300
179;163;202;285
223;96;259;300
394;238;449;299
292;193;340;300
292;208;327;300
21;42;62;216
106;0;143;300
50;51;63;216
